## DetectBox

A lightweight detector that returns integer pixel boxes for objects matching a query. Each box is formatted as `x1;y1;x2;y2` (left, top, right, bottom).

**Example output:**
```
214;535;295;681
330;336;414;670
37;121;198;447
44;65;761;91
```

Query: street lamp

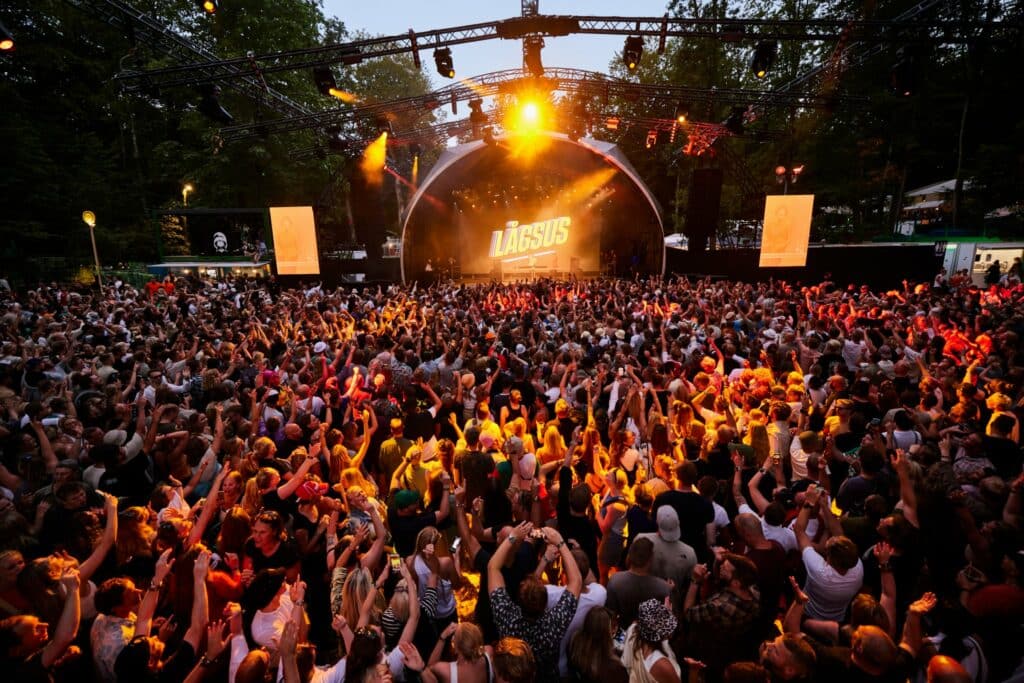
182;183;194;206
774;164;804;195
81;210;103;289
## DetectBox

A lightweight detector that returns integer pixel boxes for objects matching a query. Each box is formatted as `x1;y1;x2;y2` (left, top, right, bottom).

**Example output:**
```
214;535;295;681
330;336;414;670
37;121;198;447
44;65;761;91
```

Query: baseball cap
656;506;681;543
296;480;328;501
313;341;329;355
394;489;420;509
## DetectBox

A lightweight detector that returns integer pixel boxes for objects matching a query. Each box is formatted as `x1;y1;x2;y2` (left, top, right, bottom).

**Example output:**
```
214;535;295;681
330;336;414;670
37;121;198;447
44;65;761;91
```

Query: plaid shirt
685;587;761;632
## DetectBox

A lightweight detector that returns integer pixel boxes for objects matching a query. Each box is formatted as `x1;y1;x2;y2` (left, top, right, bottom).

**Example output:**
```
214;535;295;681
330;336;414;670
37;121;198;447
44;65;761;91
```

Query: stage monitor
270;206;320;275
759;194;814;267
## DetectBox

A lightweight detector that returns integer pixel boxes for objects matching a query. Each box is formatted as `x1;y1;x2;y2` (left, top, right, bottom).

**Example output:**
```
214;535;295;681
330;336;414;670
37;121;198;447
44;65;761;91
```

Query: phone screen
388;553;402;571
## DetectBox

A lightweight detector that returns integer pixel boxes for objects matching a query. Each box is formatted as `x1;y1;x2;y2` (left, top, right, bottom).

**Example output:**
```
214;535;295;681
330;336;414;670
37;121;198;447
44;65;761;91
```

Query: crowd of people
0;270;1022;683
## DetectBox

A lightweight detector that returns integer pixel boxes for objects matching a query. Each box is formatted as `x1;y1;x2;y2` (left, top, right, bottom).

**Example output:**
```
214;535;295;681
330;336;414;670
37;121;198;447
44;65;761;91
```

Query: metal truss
114;12;1007;93
62;0;313;119
220;67;857;143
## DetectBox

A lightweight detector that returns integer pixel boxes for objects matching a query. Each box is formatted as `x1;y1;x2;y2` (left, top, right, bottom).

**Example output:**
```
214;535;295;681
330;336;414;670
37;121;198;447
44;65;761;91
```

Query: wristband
149;581;164;592
802;502;815;509
200;656;215;667
556;540;566;550
759;467;768;474
878;562;892;572
507;534;517;544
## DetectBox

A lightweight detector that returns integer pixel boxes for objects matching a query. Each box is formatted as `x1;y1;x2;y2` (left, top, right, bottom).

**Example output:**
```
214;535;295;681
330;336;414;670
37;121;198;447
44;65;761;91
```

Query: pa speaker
685;168;723;254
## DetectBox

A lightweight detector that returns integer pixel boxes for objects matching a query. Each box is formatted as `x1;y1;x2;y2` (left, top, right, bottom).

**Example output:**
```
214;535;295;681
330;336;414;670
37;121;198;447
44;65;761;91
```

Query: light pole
774;164;805;195
81;211;103;289
182;183;194;206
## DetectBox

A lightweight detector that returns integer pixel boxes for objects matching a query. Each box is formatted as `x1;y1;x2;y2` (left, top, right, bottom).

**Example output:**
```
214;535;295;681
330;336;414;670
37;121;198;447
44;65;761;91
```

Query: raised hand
194;548;212;578
289;580;307;605
399;641;426;672
788;576;809;604
909;592;937;615
154;548;175;584
873;541;893;565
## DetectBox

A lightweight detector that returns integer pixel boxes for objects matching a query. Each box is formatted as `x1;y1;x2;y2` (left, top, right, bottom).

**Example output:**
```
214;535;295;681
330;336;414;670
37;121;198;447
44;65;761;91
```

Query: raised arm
487;521;532;593
276;447;319;499
40;568;81;669
183;548;212;652
187;461;232;548
136;548;175;637
891;449;919;528
78;492;118;583
359;504;387;570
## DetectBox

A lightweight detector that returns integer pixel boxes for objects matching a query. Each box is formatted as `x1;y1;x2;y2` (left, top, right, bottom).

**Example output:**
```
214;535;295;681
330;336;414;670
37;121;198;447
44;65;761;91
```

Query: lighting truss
62;0;313;119
219;67;857;143
114;13;1006;93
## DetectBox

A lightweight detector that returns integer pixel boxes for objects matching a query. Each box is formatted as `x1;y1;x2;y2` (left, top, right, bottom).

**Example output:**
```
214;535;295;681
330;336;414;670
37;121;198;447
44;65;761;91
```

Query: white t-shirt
801;546;864;621
251;593;294;653
739;503;797;553
545;583;607;678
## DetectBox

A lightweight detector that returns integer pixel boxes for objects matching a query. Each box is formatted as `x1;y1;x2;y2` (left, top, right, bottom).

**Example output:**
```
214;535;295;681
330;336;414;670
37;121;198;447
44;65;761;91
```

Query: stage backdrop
759;194;815;267
457;205;601;278
270;206;320;275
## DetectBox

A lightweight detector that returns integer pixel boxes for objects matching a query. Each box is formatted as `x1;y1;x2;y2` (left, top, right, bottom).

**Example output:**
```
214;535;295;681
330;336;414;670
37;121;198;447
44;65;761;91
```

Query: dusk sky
321;1;672;83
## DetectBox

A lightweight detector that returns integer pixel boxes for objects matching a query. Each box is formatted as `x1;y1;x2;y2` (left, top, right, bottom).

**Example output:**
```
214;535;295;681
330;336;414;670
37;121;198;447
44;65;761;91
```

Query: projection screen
270;206;320;275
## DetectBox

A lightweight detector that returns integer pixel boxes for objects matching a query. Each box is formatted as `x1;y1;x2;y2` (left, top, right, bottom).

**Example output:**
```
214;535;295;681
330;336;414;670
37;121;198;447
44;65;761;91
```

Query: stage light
198;84;234;124
469;98;487;127
750;41;777;79
524;39;544;77
360;131;388;186
775;165;787;178
674;102;689;124
645;130;658;149
515;100;542;131
0;22;14;52
434;47;455;79
623;36;644;71
198;0;217;14
725;106;746;135
313;66;337;96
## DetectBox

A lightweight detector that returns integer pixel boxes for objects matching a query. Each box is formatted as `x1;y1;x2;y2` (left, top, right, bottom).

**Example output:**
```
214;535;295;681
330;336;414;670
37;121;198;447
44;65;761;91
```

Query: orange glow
202;0;216;13
458;77;489;98
411;154;419;187
328;88;359;104
0;39;13;51
360;132;388;186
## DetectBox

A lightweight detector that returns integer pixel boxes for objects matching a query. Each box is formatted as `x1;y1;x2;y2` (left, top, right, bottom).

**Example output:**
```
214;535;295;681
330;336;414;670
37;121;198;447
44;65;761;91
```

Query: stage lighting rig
674;102;689;124
434;47;455;79
623;36;644;71
0;21;14;52
750;41;777;79
198;0;217;15
890;47;915;96
312;66;338;96
725;106;746;135
198;84;233;124
469;99;488;126
524;38;545;77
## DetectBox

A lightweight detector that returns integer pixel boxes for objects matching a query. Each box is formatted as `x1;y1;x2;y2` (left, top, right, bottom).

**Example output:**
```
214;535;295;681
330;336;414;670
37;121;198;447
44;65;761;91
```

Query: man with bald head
735;512;787;630
926;655;972;683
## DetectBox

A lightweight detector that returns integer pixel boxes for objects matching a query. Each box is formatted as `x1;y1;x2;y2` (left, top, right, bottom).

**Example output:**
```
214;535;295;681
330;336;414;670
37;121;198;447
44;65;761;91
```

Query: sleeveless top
601;494;628;538
414;555;456;618
449;653;494;683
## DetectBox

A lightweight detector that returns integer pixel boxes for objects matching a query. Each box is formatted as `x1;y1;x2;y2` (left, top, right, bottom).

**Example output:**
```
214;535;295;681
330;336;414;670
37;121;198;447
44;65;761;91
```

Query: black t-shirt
260;490;297;522
652;490;714;558
244;537;300;574
99;453;155;507
404;409;436;442
387;508;438;557
557;466;600;572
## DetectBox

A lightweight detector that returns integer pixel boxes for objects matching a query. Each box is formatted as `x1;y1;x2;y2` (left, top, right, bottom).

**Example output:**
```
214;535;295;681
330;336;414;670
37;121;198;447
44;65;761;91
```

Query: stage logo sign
489;217;571;260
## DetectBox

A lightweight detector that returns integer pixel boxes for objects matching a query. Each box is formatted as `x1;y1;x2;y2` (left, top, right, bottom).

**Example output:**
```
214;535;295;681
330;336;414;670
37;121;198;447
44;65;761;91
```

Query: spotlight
433;47;454;79
198;0;217;14
312;66;337;97
0;22;14;52
645;130;658;149
623;36;644;71
725;106;746;135
198;84;234;124
750;41;777;79
519;101;540;128
674;102;689;124
469;99;487;127
524;38;544;77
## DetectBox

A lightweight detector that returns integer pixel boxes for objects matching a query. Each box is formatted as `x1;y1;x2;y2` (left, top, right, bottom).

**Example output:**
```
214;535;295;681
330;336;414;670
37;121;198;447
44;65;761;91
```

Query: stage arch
400;132;664;282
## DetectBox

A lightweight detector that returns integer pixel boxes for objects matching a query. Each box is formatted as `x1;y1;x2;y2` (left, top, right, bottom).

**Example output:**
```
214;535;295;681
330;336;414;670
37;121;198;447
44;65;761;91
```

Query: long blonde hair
454;622;485;662
538;424;566;463
341;567;381;628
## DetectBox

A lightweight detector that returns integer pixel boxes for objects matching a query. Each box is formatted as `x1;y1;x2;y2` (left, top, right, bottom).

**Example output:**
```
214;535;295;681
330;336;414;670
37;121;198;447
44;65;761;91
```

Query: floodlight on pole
182;183;194;206
81;211;103;288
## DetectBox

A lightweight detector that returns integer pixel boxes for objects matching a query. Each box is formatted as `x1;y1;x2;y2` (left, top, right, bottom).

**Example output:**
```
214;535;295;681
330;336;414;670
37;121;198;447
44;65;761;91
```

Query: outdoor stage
399;131;665;283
